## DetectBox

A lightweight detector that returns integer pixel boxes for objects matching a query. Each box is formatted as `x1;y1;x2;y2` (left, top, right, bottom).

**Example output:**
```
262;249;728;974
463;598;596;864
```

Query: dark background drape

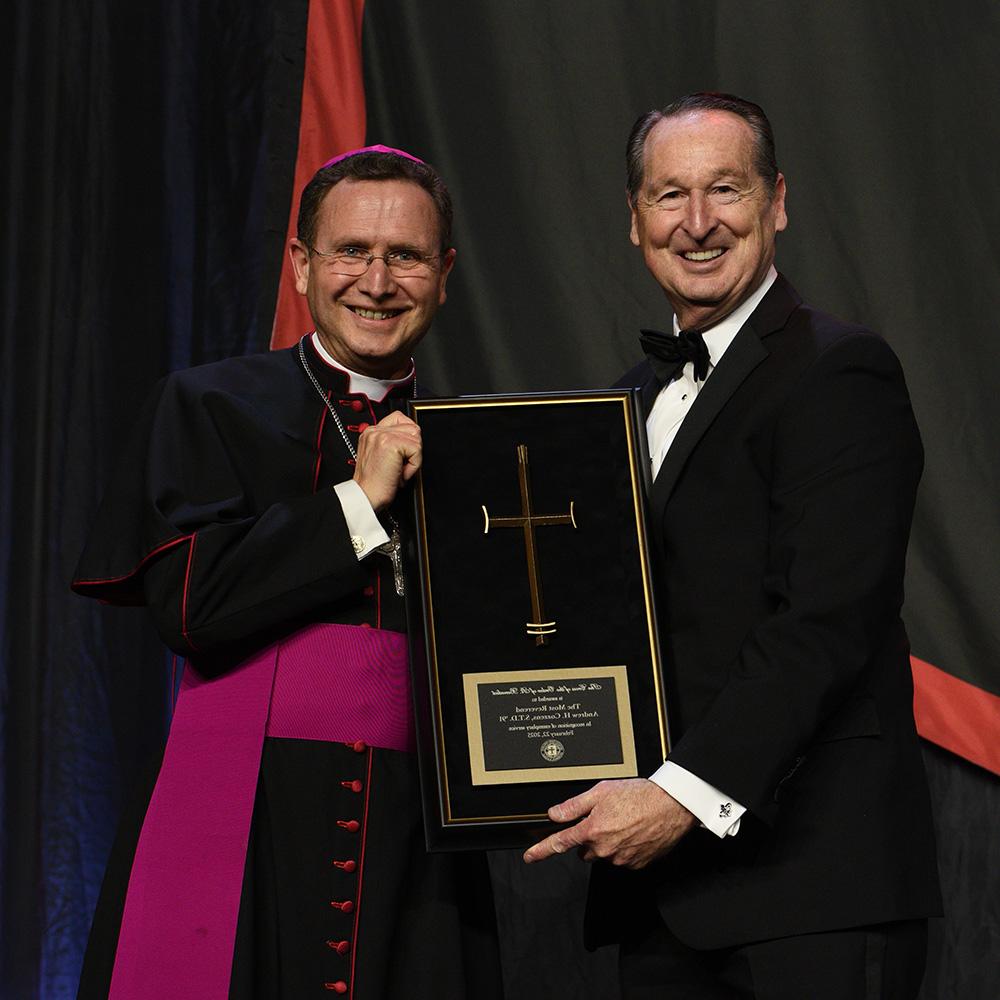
2;1;997;997
0;1;305;995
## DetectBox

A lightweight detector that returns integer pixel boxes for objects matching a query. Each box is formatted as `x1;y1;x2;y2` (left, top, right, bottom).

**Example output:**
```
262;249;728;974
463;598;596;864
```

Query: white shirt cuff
333;480;389;560
649;761;745;838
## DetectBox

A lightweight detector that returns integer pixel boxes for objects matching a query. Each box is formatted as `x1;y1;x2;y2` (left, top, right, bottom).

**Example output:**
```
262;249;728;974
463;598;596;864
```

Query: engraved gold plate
463;665;637;785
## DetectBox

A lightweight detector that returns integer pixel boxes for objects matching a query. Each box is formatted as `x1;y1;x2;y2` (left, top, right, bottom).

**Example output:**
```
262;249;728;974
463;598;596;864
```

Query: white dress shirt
645;266;778;837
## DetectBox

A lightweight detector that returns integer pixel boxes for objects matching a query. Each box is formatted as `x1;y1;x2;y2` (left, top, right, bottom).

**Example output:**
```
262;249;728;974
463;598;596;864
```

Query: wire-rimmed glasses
307;245;441;277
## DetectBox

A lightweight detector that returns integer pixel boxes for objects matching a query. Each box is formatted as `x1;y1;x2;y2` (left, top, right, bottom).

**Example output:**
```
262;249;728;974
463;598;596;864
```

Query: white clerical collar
673;265;778;368
310;332;415;401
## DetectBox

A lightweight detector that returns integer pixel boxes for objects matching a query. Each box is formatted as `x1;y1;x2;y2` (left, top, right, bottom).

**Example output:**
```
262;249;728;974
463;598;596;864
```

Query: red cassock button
351;740;367;753
326;939;351;955
330;899;355;913
356;422;370;433
325;980;348;993
337;819;361;833
333;859;358;873
351;399;364;412
363;585;375;597
359;622;371;629
341;779;363;792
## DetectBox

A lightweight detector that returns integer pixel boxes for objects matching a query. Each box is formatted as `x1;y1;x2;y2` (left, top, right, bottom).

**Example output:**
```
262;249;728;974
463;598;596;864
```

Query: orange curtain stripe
912;655;1000;776
271;0;367;349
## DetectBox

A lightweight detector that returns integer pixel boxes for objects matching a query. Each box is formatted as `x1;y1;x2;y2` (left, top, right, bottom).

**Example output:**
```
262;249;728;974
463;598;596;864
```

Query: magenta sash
108;622;413;1000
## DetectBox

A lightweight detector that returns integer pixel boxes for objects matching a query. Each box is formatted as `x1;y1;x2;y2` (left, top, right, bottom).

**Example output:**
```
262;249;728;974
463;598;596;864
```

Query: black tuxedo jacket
587;274;941;950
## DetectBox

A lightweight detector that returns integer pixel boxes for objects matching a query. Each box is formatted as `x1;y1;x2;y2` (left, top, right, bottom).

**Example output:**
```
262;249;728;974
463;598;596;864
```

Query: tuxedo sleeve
72;371;366;657
666;332;922;820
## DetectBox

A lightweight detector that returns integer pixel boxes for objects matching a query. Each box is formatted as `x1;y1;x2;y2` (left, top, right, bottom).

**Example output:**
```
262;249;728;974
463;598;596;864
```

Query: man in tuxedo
524;93;941;999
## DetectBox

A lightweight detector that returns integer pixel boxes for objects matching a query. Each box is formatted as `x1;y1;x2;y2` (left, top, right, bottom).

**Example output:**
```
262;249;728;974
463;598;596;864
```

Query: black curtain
3;2;998;998
0;1;305;996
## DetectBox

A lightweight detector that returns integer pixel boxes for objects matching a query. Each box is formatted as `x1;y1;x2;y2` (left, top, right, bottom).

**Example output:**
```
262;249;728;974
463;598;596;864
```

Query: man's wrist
649;761;745;838
333;480;390;559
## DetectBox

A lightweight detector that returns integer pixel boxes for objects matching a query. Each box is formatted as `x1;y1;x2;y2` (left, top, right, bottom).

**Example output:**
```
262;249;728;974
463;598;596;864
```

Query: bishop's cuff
334;480;390;559
649;761;745;838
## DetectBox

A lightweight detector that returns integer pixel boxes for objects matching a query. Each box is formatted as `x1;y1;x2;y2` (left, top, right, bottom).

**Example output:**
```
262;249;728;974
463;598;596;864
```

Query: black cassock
73;338;501;999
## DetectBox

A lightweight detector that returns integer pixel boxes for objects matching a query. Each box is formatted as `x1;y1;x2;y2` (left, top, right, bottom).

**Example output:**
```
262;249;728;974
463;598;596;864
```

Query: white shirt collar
310;332;414;401
672;265;778;368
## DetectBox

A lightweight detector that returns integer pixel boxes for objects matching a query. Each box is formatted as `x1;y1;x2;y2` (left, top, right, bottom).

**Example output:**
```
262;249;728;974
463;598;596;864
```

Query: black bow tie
639;328;711;385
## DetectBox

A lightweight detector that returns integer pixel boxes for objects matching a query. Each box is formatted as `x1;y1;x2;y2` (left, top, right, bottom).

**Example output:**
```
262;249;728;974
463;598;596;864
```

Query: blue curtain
0;1;305;995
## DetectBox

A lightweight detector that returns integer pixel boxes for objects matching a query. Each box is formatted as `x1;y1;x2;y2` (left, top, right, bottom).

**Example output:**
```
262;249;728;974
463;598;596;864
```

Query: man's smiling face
629;110;787;330
290;178;455;378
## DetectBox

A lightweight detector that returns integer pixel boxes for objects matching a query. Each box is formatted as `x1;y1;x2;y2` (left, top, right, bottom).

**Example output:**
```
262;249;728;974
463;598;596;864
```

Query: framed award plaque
405;390;670;850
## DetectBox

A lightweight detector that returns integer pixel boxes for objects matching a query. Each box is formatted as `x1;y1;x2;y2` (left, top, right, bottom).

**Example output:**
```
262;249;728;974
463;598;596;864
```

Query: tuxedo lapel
648;326;767;514
648;275;802;519
639;370;662;419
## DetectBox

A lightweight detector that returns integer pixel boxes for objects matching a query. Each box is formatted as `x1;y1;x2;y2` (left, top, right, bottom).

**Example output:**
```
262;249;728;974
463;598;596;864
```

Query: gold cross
482;444;577;645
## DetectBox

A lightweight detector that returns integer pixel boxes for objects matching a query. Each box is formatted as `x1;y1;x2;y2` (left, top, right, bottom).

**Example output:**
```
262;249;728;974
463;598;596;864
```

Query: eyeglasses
307;245;441;277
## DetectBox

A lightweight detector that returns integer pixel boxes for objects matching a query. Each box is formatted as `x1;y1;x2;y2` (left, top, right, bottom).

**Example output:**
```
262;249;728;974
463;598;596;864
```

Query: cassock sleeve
72;369;366;658
666;331;923;819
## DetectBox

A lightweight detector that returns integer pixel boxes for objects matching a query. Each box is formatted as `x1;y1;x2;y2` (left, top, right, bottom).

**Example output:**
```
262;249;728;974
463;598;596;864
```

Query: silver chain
298;337;361;458
297;337;411;595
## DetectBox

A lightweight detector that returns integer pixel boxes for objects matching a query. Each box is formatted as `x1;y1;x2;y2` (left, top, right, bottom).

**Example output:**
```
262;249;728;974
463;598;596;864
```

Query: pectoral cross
482;444;577;645
377;525;405;597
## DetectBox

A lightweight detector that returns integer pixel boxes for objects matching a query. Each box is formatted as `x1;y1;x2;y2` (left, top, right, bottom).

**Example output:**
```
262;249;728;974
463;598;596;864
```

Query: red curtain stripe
912;656;1000;777
271;0;367;349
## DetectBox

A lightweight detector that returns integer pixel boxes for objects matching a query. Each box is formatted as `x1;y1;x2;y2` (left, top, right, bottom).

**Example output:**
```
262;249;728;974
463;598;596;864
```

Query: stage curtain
0;1;307;995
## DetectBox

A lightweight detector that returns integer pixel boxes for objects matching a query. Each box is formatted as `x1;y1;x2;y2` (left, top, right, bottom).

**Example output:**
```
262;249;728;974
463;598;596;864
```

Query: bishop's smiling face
290;178;455;379
629;110;787;331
